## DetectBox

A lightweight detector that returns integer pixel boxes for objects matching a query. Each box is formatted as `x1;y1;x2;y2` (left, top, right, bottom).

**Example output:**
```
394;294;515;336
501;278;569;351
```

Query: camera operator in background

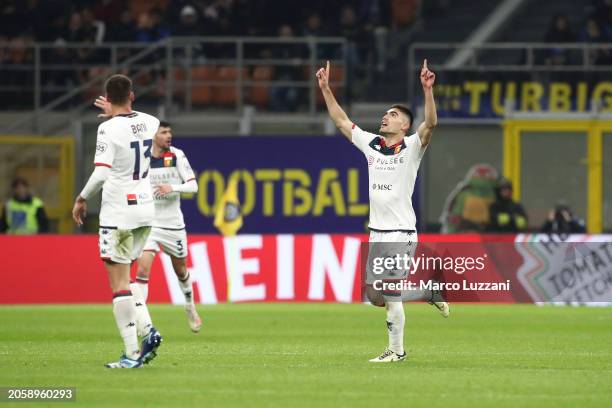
541;202;586;234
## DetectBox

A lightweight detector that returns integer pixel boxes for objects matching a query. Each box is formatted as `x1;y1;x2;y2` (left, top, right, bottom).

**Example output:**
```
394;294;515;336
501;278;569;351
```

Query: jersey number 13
130;139;152;180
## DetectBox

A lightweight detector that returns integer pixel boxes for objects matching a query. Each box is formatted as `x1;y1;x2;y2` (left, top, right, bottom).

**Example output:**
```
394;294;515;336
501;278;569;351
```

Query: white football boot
369;348;407;363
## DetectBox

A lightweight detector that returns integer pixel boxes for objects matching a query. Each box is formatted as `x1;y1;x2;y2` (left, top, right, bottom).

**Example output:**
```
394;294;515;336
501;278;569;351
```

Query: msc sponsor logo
368;156;374;166
372;183;393;191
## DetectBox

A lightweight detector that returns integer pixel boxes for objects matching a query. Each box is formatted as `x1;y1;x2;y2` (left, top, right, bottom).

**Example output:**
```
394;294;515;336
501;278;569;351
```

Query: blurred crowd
0;0;395;43
543;0;612;66
0;0;406;110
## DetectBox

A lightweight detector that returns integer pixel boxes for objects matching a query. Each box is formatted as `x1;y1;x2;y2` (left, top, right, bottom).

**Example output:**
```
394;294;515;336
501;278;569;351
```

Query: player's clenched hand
316;60;330;90
94;95;112;118
420;59;435;89
154;184;173;198
72;196;87;226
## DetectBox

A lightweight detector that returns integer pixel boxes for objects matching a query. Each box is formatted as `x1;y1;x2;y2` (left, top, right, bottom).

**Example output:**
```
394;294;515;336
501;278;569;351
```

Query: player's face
13;183;29;200
155;126;172;150
379;108;409;136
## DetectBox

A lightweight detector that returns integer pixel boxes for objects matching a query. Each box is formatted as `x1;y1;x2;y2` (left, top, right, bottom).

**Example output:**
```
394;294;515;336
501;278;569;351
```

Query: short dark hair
159;120;171;128
105;74;132;105
390;104;414;128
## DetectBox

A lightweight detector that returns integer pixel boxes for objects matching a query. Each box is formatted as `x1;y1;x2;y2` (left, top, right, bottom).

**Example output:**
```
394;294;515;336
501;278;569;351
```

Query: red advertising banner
1;234;610;304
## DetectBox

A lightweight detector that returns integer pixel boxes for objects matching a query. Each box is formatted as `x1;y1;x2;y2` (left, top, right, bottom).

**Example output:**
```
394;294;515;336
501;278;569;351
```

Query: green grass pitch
1;303;611;407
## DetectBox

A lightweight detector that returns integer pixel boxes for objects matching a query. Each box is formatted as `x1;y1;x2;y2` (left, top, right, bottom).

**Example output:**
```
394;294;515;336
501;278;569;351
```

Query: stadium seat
190;65;216;106
248;66;274;107
83;66;108;102
213;66;248;107
171;67;186;97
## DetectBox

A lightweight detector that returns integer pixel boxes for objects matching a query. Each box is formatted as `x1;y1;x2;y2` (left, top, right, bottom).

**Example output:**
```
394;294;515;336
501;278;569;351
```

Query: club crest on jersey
127;194;138;205
163;152;175;167
394;145;402;154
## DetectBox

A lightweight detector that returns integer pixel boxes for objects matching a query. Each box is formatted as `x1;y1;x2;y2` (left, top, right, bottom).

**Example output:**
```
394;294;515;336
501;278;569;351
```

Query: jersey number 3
130;139;152;180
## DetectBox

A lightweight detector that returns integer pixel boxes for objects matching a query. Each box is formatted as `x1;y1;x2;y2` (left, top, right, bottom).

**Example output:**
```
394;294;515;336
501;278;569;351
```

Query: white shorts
365;230;418;285
143;227;188;258
99;226;151;264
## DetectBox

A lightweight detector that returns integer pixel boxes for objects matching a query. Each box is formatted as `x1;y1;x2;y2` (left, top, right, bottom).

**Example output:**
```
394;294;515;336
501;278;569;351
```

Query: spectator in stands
594;0;612;33
339;6;367;64
580;16;612;65
81;8;105;44
31;1;71;43
42;38;78;102
302;13;332;59
203;0;239;36
173;5;203;37
356;0;391;72
105;9;136;42
0;0;30;38
544;14;576;65
66;11;92;43
541;202;586;234
0;178;49;234
269;24;306;112
440;164;498;233
338;5;369;94
135;9;171;43
302;13;326;37
4;36;34;108
488;178;528;233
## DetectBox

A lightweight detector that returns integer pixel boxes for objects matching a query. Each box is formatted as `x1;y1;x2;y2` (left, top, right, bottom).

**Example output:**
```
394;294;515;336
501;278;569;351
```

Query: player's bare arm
417;59;437;147
316;60;353;140
72;163;111;226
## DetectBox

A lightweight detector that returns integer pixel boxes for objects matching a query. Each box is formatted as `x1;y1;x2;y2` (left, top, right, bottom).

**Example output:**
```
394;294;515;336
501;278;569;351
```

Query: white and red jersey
94;111;159;229
351;124;427;231
148;146;195;229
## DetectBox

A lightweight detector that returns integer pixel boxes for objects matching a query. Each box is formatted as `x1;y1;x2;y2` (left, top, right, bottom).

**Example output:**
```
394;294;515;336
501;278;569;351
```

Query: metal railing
407;42;612;103
0;37;348;134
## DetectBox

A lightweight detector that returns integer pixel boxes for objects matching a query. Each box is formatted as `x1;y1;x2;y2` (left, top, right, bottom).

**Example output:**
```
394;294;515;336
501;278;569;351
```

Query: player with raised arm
94;98;202;333
72;75;162;368
316;60;448;363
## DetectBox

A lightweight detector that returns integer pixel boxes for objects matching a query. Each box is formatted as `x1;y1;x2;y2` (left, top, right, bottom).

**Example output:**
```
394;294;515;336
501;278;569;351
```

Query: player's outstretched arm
316;61;353;141
417;59;437;148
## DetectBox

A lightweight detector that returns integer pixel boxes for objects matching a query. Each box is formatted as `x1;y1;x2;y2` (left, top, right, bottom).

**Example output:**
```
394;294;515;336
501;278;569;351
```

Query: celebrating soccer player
72;75;163;368
316;60;448;363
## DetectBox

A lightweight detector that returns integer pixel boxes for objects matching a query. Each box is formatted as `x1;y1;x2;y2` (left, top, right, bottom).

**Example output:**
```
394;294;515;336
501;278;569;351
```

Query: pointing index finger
423;59;428;70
